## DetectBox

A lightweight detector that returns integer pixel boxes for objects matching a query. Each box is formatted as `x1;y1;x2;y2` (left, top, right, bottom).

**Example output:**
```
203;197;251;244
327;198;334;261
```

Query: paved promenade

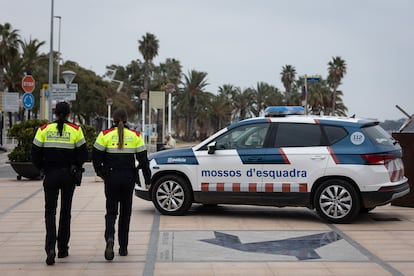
1;174;414;275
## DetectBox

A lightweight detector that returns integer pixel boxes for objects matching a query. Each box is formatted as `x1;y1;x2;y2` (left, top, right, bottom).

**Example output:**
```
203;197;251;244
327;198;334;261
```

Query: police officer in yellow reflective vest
31;102;88;265
92;108;151;261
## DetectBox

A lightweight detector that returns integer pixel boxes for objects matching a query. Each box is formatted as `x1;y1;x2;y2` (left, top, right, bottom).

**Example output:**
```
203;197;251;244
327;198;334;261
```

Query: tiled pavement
1;176;414;275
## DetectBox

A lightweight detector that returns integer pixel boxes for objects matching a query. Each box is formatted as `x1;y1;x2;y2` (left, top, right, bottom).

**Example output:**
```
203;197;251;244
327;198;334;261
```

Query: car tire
314;179;360;223
152;174;193;215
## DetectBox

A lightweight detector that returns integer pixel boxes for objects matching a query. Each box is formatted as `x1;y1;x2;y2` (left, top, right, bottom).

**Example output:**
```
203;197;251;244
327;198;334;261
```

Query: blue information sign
306;77;320;83
22;92;35;109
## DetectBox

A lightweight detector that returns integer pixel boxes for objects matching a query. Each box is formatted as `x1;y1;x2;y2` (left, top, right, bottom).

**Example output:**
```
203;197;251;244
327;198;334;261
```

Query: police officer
31;102;88;265
92;108;151;261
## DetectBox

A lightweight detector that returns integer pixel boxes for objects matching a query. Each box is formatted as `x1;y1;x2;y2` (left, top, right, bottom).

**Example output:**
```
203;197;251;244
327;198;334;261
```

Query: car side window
274;123;323;147
323;125;348;145
215;123;270;150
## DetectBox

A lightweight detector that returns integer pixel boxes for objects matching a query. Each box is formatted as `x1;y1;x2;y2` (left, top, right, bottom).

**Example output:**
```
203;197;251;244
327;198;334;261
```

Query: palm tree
0;23;21;91
218;84;237;99
250;82;267;117
305;78;330;115
138;33;159;94
175;70;209;140
232;87;255;121
280;65;296;105
195;91;214;139
327;56;347;114
331;90;348;116
213;88;233;129
160;58;182;87
125;59;145;92
21;38;46;75
218;84;239;123
3;53;24;93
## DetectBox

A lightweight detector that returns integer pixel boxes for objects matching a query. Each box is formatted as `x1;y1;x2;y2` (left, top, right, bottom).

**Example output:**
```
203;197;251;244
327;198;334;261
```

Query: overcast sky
2;0;413;121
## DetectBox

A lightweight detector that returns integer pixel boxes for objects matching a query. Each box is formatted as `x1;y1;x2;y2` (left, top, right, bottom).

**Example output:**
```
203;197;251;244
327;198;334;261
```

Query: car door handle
311;155;326;160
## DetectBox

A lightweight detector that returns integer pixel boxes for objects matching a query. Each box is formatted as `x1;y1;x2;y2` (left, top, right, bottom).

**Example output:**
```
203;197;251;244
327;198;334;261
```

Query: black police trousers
104;168;135;250
43;168;76;253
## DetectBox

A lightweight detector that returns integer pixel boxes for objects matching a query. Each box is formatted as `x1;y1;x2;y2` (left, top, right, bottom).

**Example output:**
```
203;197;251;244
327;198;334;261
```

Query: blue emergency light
264;106;305;117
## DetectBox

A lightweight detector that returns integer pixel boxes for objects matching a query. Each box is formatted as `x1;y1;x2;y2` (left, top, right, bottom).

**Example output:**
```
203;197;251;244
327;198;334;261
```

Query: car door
260;122;329;194
194;122;271;193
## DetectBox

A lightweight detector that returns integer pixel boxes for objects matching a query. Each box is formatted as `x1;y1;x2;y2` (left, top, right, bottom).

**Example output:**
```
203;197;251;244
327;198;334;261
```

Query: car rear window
363;125;395;146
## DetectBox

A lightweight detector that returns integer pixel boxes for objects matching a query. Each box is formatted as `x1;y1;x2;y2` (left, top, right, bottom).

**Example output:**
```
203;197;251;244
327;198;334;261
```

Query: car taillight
361;153;395;165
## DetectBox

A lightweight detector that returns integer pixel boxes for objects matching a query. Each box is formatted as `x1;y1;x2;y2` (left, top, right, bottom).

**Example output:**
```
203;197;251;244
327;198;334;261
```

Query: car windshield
363;125;395;146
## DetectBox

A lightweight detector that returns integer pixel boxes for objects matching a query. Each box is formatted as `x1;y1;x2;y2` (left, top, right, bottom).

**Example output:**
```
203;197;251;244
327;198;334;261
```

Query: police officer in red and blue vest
31;102;88;265
92;108;151;261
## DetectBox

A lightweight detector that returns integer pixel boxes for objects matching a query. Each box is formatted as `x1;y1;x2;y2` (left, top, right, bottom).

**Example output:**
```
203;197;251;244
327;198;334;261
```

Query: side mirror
207;142;216;154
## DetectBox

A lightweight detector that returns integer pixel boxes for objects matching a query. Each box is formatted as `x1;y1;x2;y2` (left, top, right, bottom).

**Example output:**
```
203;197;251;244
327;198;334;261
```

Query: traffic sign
306;77;320;83
51;83;78;92
140;92;148;100
50;92;76;101
22;92;35;109
2;92;19;112
22;75;35;93
50;83;78;101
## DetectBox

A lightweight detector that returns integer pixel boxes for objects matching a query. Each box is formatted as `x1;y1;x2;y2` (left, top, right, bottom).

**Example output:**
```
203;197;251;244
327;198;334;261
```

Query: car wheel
314;179;360;223
152;175;192;215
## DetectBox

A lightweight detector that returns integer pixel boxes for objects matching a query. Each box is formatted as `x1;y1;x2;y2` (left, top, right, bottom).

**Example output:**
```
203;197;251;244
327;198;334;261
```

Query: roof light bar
264;106;305;117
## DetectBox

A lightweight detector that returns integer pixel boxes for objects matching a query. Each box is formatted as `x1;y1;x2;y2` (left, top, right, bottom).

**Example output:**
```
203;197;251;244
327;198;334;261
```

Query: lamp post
106;98;113;129
140;92;148;143
54;15;62;84
165;83;175;134
48;0;55;121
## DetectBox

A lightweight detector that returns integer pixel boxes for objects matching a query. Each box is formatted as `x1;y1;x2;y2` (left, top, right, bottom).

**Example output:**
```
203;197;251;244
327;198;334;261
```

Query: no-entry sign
22;75;35;93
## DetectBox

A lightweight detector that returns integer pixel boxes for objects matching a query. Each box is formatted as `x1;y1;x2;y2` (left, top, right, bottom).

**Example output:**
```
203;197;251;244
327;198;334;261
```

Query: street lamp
54;15;62;84
48;0;55;121
140;91;148;142
61;70;76;87
165;83;175;134
106;98;113;129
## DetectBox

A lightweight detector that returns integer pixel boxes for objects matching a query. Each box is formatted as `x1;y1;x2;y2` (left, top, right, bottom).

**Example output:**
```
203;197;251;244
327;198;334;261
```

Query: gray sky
2;0;413;121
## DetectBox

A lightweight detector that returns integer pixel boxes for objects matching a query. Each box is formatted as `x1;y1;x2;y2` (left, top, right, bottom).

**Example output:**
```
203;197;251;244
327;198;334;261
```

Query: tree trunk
0;66;4;91
332;87;337;115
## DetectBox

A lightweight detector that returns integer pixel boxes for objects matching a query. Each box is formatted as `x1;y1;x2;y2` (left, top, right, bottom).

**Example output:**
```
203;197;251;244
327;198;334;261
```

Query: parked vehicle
135;106;409;223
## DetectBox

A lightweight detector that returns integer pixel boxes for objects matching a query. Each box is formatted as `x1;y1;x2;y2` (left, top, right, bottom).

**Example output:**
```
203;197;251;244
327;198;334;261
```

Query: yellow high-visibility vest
33;122;86;149
94;127;146;154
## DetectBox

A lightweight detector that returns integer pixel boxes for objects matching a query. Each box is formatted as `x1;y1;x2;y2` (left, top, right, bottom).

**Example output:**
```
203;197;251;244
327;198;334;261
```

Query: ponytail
57;118;65;136
117;120;124;150
113;108;128;150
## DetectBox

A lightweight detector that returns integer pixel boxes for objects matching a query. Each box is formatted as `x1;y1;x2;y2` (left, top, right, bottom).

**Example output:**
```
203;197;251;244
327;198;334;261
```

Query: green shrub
81;124;97;151
7;119;48;162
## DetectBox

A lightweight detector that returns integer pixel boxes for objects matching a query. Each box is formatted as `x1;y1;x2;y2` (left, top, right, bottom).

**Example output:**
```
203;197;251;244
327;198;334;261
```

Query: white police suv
135;106;409;223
